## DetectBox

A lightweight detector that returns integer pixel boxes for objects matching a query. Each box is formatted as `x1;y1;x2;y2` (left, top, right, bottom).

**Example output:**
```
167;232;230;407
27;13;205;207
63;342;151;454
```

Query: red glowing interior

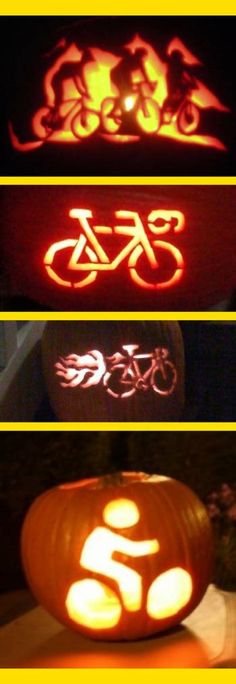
9;34;229;152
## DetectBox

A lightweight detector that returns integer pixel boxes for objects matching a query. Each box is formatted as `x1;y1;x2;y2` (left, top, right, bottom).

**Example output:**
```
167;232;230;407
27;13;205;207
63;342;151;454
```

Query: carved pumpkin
8;30;229;154
41;320;184;421
21;472;213;641
1;185;236;311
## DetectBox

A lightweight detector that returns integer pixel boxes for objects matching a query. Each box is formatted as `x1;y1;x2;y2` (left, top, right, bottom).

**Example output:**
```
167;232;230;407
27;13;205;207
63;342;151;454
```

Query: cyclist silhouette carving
103;46;161;135
42;50;91;133
32;45;122;141
111;47;151;93
163;49;200;134
65;498;193;629
9;34;229;152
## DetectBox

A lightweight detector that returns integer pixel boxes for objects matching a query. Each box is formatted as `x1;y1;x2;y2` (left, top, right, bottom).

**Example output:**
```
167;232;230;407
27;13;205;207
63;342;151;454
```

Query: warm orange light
65;499;193;630
44;207;185;290
123;95;136;111
167;37;202;66
65;496;161;627
147;567;192;619
9;34;229;152
66;578;122;628
148;210;185;234
103;498;140;528
81;526;158;613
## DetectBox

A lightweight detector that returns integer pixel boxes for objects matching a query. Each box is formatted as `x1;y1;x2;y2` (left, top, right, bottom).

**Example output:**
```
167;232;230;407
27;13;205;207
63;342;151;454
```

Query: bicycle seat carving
55;344;177;398
9;34;230;152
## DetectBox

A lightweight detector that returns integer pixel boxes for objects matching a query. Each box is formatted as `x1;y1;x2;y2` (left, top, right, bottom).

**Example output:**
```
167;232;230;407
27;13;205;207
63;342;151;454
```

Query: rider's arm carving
113;534;159;557
81;528;159;570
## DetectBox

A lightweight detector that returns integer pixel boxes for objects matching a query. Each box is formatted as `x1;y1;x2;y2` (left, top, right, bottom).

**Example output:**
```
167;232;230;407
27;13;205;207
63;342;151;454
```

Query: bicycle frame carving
55;345;177;398
44;208;185;290
9;34;230;152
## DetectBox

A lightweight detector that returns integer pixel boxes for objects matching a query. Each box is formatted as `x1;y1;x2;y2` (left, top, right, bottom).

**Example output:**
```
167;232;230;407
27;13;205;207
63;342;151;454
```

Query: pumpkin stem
102;472;124;487
100;472;148;488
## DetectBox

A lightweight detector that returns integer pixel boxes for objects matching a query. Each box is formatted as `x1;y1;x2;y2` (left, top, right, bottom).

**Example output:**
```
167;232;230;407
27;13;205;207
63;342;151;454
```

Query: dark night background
0;431;236;600
0;15;235;176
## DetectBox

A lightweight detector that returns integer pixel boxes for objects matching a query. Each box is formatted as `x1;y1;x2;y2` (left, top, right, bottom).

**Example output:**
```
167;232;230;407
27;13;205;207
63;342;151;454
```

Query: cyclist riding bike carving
163;49;200;134
37;50;92;137
102;47;160;135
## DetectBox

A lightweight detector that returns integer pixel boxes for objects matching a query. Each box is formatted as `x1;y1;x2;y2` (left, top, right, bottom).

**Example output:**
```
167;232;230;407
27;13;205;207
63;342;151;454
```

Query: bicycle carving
103;80;200;138
55;344;177;398
30;76;200;141
44;208;185;290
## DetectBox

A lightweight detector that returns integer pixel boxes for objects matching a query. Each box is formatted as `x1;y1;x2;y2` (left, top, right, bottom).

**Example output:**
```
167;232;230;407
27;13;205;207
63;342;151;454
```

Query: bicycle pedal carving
44;207;185;290
9;34;230;152
55;344;177;398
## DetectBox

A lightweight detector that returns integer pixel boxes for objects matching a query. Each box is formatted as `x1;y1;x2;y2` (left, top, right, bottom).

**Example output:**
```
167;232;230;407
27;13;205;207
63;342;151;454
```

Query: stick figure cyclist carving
44;208;185;290
65;498;192;629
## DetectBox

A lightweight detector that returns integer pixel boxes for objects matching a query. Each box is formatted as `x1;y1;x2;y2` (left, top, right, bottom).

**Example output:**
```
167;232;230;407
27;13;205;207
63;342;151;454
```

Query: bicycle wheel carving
103;366;137;399
44;235;98;288
136;98;161;134
101;98;122;134
177;100;200;135
72;109;101;139
129;240;184;290
32;106;54;140
152;360;177;395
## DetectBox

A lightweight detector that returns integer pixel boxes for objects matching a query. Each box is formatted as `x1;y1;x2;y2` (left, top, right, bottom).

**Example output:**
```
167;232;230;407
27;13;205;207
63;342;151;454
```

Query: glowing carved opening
65;498;158;627
124;95;136;112
9;34;229;152
103;498;140;528
65;499;192;630
80;525;159;612
147;567;192;619
44;207;185;290
55;344;177;397
66;578;122;629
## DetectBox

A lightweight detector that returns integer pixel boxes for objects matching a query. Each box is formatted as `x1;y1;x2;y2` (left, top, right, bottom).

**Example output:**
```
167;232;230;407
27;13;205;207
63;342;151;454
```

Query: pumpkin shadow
19;623;210;668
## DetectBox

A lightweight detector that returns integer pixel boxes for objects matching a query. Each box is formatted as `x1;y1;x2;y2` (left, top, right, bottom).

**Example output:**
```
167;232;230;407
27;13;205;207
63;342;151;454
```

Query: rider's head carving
103;498;140;528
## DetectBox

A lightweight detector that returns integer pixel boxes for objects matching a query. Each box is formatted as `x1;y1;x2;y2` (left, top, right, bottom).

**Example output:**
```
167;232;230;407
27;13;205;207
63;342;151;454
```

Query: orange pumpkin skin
21;472;213;641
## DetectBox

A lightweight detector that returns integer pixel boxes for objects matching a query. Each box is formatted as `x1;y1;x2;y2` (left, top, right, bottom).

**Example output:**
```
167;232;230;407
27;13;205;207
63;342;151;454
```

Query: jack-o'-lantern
1;185;236;311
8;26;229;154
41;320;184;421
21;472;213;641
